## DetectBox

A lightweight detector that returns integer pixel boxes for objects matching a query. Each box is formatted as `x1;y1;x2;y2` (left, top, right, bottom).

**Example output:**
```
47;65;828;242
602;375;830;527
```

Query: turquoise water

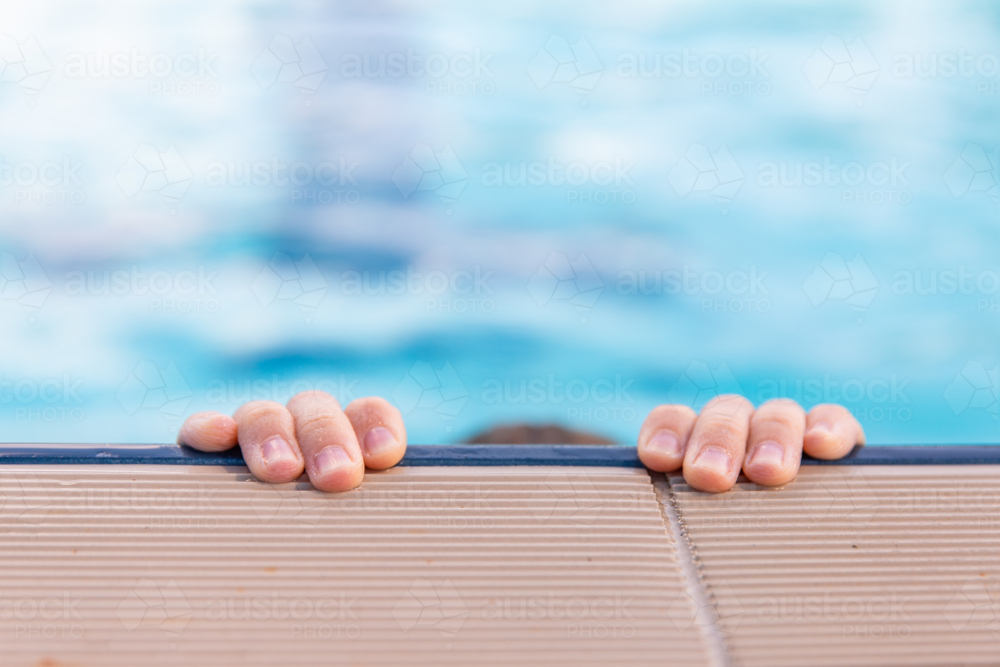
1;1;998;445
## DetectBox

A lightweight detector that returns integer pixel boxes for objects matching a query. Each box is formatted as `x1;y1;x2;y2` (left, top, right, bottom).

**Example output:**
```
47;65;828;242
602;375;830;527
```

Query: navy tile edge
0;444;999;466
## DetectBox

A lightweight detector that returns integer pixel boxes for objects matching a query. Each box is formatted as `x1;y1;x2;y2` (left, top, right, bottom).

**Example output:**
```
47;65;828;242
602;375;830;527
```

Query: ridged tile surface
0;465;709;666
670;465;1000;667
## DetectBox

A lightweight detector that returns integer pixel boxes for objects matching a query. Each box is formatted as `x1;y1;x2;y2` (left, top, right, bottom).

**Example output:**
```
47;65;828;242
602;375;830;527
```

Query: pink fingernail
748;441;785;470
314;446;354;477
693;447;732;475
363;427;397;458
261;436;297;464
645;431;682;458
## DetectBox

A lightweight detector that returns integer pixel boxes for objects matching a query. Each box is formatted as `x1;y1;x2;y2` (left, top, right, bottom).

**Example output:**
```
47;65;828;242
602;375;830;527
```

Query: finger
637;405;697;472
344;396;407;470
682;394;755;493
286;390;365;492
804;404;865;460
744;398;806;486
234;401;305;483
178;411;238;452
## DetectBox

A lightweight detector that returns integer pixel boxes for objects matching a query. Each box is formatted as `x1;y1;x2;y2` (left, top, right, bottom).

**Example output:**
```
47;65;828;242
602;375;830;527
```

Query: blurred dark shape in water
463;423;614;445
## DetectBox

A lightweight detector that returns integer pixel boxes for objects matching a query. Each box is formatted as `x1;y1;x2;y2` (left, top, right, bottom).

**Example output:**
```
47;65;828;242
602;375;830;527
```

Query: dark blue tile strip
0;444;999;466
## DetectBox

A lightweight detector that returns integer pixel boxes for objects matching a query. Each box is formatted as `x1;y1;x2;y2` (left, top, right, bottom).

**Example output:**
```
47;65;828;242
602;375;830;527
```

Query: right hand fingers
803;403;865;459
637;395;756;494
637;404;697;472
682;394;756;493
285;390;365;492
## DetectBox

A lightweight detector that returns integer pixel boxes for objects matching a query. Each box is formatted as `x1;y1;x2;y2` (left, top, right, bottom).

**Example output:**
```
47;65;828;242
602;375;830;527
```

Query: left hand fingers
743;398;806;487
344;396;408;470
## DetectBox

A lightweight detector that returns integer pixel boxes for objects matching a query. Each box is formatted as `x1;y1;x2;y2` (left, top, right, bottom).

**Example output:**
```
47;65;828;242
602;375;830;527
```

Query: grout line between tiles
651;473;732;667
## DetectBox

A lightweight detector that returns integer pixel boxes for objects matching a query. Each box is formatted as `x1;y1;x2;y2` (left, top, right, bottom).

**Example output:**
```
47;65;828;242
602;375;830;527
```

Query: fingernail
261;436;297;465
693;447;732;475
748;441;785;470
644;431;682;458
363;427;397;458
314;446;354;477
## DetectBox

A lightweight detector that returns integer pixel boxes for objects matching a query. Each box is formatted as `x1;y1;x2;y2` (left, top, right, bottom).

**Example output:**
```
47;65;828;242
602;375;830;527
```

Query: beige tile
0;465;710;666
670;465;1000;667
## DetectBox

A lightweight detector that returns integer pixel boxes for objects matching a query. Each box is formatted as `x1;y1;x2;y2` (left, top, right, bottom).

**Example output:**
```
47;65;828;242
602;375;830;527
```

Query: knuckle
647;403;697;424
234;400;285;423
288;390;341;410
753;406;805;432
704;393;753;414
346;396;402;424
294;410;339;439
761;397;802;412
347;395;388;413
811;403;852;420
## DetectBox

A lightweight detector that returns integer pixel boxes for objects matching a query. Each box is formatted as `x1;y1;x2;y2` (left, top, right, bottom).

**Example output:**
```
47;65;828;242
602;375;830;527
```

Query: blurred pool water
0;1;998;445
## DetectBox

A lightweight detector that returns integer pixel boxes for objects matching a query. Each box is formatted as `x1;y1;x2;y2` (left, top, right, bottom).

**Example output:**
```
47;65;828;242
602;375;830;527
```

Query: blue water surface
1;1;998;445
